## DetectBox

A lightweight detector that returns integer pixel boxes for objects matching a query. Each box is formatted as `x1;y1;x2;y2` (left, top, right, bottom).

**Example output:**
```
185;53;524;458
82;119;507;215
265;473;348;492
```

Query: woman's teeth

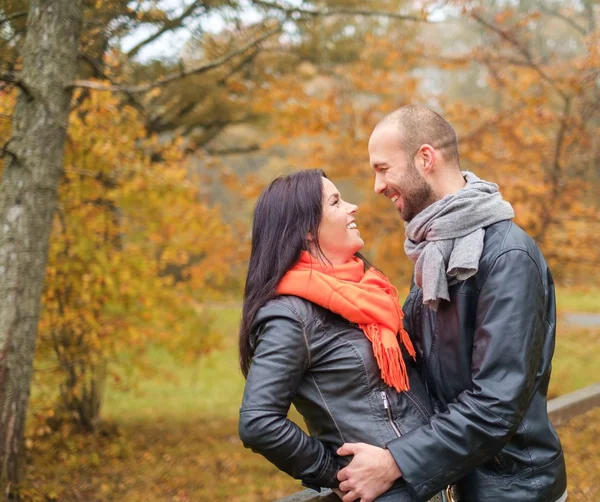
347;222;357;229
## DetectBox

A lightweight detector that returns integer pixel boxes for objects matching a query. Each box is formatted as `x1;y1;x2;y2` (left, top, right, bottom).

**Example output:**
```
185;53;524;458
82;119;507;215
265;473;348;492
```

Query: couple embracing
238;106;567;502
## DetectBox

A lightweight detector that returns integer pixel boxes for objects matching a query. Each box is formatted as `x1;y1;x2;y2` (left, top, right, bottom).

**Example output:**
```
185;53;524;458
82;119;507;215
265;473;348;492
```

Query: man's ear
417;144;436;173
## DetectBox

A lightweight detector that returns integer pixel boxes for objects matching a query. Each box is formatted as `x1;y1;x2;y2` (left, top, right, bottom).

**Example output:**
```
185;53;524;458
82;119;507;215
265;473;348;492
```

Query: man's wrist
384;448;402;480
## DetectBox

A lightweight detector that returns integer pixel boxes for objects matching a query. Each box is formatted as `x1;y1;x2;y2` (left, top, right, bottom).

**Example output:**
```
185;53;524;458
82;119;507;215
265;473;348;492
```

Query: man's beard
399;158;437;222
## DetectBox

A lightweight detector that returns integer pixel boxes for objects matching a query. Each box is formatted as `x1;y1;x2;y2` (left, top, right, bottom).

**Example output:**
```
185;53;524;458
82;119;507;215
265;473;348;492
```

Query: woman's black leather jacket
239;295;433;500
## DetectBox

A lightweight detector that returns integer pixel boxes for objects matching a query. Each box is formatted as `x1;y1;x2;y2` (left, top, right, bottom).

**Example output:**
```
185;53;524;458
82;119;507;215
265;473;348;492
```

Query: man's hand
336;442;402;502
332;488;345;499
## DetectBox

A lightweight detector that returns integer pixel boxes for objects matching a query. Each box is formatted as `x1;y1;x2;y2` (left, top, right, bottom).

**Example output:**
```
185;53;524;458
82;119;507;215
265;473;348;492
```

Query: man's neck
433;168;466;200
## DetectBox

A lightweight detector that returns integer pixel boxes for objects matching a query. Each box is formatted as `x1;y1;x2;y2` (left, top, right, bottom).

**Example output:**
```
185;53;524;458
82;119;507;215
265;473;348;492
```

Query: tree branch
217;48;260;86
0;72;32;99
471;13;568;100
584;0;596;33
252;0;432;22
582;95;600;126
0;10;28;27
68;25;282;94
1;136;18;161
126;2;205;59
205;144;260;156
77;52;151;122
535;97;572;243
459;106;522;144
538;4;588;36
185;115;259;151
580;68;600;85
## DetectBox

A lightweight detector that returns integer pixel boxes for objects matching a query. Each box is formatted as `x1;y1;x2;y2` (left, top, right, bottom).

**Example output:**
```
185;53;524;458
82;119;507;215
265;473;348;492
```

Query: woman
238;170;434;501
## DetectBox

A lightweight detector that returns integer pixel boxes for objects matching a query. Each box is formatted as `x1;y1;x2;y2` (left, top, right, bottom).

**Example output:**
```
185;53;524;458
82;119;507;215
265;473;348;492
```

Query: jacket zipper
381;390;403;437
493;454;504;468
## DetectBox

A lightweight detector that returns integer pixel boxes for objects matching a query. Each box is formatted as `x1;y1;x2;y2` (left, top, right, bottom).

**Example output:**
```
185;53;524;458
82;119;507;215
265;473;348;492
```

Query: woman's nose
346;202;358;214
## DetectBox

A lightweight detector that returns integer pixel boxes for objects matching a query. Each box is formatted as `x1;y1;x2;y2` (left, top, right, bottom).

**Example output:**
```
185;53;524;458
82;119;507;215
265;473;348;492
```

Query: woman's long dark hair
239;169;371;377
239;169;325;377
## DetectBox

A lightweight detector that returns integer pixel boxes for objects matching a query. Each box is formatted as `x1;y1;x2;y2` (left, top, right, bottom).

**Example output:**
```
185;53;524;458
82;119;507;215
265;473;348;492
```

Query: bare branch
65;168;116;187
0;113;12;121
0;72;32;99
126;2;205;59
584;0;596;33
0;10;27;27
68;25;282;94
535;97;572;243
205;144;260;156
185;116;259;151
77;52;151;122
471;13;568;100
407;51;549;70
582;95;600;126
1;136;18;161
459;106;522;144
217;48;260;85
252;0;431;22
538;4;588;36
580;68;600;85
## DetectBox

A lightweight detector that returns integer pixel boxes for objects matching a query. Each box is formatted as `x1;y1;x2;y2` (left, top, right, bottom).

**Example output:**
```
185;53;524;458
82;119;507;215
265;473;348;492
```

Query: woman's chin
351;240;365;256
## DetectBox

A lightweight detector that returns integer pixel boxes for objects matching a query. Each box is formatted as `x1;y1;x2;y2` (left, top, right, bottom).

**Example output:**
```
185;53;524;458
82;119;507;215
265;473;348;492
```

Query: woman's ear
307;231;314;242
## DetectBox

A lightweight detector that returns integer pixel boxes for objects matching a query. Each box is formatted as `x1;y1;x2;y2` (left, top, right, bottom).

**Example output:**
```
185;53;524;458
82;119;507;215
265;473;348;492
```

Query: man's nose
374;174;386;194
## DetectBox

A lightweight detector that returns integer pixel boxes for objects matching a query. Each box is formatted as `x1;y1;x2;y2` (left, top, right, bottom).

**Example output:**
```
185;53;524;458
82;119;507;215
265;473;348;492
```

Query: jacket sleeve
238;302;340;489
387;249;550;499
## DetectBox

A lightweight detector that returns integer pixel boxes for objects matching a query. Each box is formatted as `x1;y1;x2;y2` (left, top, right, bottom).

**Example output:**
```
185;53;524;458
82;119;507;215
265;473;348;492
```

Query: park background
0;0;598;500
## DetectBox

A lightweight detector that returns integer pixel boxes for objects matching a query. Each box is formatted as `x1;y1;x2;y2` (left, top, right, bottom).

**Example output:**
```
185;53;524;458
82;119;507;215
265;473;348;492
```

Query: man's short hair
378;105;460;166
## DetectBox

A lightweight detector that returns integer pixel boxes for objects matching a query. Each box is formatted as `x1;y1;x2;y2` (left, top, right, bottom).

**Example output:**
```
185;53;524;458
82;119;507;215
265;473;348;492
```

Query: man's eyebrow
372;162;388;170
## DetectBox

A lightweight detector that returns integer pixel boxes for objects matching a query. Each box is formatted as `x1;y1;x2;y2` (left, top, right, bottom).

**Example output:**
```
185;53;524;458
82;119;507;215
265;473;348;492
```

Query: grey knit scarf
404;171;515;311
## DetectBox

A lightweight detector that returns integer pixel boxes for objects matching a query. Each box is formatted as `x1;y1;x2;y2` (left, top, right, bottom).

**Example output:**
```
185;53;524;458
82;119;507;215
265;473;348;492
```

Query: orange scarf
277;251;415;392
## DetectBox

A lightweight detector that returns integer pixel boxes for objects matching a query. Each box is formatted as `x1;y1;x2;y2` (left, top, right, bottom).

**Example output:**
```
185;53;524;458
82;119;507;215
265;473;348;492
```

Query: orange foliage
252;9;599;285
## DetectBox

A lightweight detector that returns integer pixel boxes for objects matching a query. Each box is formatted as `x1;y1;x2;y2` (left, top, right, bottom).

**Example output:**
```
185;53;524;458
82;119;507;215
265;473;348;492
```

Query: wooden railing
276;382;600;502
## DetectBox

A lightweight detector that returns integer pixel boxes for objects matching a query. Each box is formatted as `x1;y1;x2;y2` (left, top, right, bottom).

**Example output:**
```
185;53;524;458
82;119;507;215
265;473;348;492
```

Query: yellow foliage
35;89;242;421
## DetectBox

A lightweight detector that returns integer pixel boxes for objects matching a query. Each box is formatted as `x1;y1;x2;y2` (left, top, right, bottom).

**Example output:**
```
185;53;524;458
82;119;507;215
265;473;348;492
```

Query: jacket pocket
479;451;528;478
405;389;432;423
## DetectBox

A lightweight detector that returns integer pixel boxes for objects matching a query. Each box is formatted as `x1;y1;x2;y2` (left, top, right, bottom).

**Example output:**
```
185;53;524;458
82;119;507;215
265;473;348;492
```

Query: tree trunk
0;0;84;497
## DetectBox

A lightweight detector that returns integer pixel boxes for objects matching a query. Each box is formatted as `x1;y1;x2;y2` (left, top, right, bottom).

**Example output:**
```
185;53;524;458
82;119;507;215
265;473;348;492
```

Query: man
335;105;567;502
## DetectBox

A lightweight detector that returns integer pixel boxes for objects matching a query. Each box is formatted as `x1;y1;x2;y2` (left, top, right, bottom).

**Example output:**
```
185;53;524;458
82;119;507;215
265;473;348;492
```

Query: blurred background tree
0;0;598;499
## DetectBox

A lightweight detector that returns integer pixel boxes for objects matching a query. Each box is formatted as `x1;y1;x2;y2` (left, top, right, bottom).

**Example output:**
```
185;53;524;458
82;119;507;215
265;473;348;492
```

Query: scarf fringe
278;252;416;392
390;284;417;360
399;327;416;360
364;324;413;392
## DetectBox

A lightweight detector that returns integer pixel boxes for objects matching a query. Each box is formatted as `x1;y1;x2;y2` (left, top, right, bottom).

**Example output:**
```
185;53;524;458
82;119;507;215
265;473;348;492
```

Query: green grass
549;323;600;399
556;285;600;313
104;307;246;422
21;293;600;501
22;308;303;501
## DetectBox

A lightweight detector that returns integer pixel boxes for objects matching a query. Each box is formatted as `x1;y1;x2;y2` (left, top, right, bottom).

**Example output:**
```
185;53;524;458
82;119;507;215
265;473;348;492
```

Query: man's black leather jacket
388;220;567;501
239;295;433;500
